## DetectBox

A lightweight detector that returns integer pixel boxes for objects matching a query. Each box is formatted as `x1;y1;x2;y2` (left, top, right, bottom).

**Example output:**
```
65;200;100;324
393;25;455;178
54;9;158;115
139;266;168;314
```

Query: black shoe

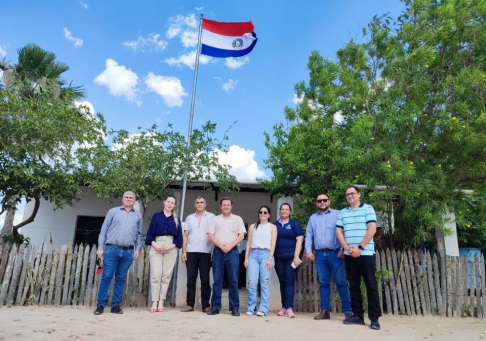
110;305;123;314
231;308;240;316
94;306;104;315
370;319;381;330
207;307;220;315
343;314;365;325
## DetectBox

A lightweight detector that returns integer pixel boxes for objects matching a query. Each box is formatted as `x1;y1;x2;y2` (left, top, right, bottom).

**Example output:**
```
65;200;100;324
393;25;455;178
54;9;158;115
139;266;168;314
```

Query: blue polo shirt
336;202;377;256
273;218;304;258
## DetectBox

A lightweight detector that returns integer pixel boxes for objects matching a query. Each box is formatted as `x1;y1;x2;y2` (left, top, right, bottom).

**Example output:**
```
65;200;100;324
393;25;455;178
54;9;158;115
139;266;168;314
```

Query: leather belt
317;248;339;252
106;243;134;250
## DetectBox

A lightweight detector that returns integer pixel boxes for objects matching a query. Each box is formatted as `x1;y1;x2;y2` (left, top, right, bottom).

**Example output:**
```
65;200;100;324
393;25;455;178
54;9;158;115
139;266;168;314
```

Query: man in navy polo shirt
336;186;381;330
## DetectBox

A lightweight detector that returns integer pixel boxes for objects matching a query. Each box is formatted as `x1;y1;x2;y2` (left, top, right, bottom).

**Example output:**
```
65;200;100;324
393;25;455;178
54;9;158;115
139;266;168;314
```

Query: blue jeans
97;245;134;308
211;247;240;310
315;250;352;314
274;253;299;309
247;249;274;315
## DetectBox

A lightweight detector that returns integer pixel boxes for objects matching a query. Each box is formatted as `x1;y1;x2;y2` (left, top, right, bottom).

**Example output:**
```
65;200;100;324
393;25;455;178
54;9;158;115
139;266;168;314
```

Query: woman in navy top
145;194;182;312
273;203;304;318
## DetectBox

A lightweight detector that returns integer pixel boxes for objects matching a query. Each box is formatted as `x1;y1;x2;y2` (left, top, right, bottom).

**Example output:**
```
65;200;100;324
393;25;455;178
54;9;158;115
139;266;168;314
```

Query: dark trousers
344;254;382;320
274;253;299;309
186;252;211;309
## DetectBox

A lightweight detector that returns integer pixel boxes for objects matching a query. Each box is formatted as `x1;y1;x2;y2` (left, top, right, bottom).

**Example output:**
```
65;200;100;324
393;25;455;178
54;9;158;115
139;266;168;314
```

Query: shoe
343;314;365;325
181;306;194;312
285;308;295;318
231;308;240;316
110;305;123;314
150;307;157;313
207;307;220;315
370;319;381;330
344;313;353;319
202;307;211;313
277;307;286;316
246;311;255;316
314;310;330;320
94;306;104;315
256;311;266;316
157;306;165;312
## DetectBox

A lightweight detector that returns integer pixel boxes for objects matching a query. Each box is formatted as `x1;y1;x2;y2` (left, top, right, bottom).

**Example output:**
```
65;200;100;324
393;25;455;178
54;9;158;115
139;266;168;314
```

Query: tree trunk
1;207;16;247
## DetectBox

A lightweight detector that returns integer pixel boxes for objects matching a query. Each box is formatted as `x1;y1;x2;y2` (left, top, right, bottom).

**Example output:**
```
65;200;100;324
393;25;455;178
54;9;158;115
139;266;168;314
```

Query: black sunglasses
316;199;329;203
259;211;269;214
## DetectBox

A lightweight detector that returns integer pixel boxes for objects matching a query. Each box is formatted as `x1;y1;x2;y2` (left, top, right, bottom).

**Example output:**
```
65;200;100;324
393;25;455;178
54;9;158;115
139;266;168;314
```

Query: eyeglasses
346;192;358;197
195;201;205;204
316;199;329;203
259;211;269;215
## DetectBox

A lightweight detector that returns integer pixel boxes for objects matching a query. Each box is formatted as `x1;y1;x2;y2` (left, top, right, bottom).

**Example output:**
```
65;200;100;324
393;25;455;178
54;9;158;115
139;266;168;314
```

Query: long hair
164;194;180;228
254;205;271;230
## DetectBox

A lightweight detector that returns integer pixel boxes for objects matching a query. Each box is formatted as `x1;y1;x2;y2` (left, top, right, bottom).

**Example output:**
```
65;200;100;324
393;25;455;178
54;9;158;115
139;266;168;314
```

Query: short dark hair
220;197;233;205
195;195;206;203
279;203;292;211
315;193;330;201
346;186;360;194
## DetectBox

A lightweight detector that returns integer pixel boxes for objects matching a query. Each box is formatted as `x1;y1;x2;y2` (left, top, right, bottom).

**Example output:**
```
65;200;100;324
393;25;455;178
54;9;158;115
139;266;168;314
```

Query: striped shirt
98;206;143;251
336;202;377;256
305;208;341;254
183;211;215;253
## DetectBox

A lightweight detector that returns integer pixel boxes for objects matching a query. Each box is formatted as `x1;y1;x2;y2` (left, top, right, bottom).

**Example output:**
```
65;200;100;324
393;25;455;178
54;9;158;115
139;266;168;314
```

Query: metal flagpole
170;13;204;306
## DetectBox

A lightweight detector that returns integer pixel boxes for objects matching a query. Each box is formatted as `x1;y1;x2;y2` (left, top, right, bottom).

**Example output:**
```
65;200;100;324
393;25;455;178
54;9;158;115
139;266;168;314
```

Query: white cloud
74;100;95;117
145;72;188;107
293;93;303;105
222;79;237;92
63;27;83;48
112;132;158;151
195;6;203;11
0;46;6;57
164;49;212;69
122;33;168;53
166;13;198;47
225;57;250;69
94;59;141;106
213;76;221;81
214;145;265;182
80;1;88;9
0;212;24;227
334;111;344;124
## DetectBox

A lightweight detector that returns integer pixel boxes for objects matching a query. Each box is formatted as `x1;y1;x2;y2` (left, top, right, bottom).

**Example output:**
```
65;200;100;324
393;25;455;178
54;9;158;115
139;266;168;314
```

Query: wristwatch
358;245;364;250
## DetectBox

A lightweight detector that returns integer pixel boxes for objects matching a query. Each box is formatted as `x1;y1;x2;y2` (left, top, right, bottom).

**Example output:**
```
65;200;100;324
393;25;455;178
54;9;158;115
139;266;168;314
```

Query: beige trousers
149;236;178;301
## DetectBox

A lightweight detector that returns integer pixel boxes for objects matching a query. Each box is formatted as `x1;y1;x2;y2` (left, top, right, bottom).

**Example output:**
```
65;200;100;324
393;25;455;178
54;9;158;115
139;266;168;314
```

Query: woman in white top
244;205;277;316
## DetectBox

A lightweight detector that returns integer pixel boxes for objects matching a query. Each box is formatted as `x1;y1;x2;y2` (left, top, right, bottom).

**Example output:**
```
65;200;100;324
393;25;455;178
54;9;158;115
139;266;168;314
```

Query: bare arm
336;227;350;253
294;236;304;266
267;224;278;270
181;230;189;263
244;224;255;268
208;233;224;250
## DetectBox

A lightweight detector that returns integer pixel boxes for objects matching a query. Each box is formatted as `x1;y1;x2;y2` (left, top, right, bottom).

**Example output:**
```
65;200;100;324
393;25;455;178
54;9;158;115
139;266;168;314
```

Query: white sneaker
256;311;266;316
246;311;255;316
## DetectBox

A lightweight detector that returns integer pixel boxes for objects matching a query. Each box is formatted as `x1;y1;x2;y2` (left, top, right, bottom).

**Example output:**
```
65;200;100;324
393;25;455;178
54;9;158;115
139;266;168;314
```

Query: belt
106;243;134;250
317;248;339;252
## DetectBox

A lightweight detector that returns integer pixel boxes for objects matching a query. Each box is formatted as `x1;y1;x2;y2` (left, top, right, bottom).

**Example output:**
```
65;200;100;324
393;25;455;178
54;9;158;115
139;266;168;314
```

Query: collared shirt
145;212;183;248
336;202;377;256
184;211;215;253
98;206;143;251
208;213;246;245
273;218;304;257
305;208;341;254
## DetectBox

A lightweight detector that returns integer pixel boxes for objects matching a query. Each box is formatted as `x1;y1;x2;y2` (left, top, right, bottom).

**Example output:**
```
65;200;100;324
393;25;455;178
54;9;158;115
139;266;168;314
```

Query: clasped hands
347;246;362;258
153;244;175;254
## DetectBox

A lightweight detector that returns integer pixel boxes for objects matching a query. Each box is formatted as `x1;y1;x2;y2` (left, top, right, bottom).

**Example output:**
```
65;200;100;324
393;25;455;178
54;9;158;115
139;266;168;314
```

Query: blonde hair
165;194;180;228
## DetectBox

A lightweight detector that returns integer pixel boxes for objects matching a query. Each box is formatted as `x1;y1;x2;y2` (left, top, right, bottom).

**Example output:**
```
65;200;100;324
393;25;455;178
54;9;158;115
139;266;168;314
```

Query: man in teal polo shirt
336;186;381;330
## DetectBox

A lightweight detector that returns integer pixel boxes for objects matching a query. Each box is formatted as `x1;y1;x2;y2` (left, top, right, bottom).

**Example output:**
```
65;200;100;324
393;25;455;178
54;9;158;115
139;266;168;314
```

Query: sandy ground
0;306;485;341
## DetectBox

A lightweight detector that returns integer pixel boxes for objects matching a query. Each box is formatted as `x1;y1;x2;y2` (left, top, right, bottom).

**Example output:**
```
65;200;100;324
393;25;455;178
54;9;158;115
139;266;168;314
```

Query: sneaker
343;314;365;325
207;307;219;315
370;319;381;330
110;305;123;314
314;310;330;320
285;308;295;318
277;307;286;316
246;311;255;316
94;306;104;315
180;306;194;312
256;311;266;316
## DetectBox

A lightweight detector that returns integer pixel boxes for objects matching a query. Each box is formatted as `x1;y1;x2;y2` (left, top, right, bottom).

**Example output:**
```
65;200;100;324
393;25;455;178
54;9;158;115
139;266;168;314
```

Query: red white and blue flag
201;19;258;58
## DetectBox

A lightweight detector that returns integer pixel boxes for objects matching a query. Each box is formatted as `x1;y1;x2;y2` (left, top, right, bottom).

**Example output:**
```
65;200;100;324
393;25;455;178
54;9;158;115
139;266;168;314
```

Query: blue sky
1;0;405;223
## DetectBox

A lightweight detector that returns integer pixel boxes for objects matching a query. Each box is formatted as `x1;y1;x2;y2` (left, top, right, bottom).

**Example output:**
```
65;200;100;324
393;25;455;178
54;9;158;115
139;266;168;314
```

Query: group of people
92;185;381;330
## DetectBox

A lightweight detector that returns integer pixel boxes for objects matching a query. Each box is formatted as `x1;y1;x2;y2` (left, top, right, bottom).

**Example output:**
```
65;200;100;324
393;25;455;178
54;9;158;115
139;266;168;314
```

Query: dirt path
0;306;484;341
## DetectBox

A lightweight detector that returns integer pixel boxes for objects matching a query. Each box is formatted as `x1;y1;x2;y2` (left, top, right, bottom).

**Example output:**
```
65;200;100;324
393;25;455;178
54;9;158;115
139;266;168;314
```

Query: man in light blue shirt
336;186;381;330
305;193;352;320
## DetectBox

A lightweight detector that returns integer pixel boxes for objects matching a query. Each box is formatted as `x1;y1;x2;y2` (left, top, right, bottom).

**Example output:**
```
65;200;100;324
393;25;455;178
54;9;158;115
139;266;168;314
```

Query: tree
0;44;105;242
261;0;486;248
77;122;239;221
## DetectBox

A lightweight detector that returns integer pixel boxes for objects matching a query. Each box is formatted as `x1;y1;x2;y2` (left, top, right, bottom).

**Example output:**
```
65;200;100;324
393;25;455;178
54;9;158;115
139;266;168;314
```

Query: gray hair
123;191;136;197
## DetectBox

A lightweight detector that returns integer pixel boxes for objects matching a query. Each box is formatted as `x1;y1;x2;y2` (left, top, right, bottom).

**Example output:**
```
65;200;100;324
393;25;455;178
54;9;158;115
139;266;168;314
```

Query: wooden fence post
433;254;443;316
62;245;73;305
386;249;399;315
54;246;67;305
0;245;18;306
7;244;26;306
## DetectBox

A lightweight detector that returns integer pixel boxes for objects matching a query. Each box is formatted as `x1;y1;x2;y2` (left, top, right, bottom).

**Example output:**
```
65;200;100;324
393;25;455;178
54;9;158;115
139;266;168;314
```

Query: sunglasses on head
316;199;329;203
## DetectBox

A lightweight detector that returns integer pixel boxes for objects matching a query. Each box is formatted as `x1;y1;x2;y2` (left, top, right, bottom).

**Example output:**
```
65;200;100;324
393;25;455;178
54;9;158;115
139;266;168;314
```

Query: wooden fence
0;243;485;318
294;249;485;318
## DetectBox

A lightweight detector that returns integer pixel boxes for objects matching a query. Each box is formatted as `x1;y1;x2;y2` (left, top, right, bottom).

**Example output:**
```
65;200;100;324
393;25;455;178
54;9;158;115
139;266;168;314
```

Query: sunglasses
316;199;329;203
259;211;269;215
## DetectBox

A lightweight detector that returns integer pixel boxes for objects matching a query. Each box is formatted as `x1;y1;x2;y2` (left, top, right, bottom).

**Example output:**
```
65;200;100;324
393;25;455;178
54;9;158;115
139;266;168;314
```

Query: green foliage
261;0;486;244
1;234;30;246
77;122;239;221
